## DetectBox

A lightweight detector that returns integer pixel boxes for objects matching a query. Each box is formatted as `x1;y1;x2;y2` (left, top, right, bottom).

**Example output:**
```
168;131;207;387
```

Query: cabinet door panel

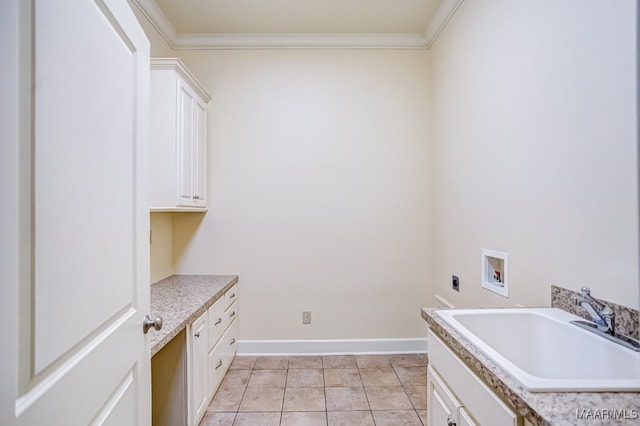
193;99;207;207
177;81;195;206
427;366;459;426
189;311;208;425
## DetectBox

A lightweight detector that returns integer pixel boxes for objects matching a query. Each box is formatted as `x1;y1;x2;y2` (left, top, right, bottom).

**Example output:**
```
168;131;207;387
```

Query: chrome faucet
571;286;615;335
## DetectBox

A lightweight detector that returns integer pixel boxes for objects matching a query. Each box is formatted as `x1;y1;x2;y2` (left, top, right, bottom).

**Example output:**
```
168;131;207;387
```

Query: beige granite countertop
150;275;238;356
422;308;640;426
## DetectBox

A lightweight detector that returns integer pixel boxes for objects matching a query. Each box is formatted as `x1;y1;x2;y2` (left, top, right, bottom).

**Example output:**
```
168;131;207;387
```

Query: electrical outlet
452;275;460;292
302;311;311;325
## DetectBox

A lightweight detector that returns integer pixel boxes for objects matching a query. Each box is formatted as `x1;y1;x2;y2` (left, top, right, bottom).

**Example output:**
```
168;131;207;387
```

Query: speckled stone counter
422;308;640;426
150;275;238;356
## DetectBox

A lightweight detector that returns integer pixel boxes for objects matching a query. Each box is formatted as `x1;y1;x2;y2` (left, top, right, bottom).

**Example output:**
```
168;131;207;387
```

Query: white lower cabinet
200;285;238;425
427;329;521;426
151;284;239;426
187;286;239;426
207;299;238;398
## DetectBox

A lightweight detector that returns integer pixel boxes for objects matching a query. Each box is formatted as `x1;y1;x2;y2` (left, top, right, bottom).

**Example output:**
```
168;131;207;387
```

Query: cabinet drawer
222;319;239;370
225;285;238;309
428;329;518;426
225;301;238;327
207;345;225;397
208;297;227;350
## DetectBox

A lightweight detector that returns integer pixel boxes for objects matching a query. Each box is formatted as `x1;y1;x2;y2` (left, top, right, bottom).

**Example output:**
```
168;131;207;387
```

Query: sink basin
435;308;640;392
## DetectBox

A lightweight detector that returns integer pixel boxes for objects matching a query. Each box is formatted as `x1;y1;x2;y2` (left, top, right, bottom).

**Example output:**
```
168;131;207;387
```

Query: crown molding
150;58;211;101
424;0;465;48
131;0;463;50
171;33;430;50
130;0;177;47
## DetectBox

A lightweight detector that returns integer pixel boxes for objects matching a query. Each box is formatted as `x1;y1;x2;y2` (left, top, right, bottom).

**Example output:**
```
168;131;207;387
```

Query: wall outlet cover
452;275;460;291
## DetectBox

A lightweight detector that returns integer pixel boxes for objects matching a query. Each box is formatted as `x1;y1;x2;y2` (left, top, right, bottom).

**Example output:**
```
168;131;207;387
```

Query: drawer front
225;284;238;309
208;297;227;350
207;345;225;397
225;301;238;328
221;319;238;371
428;329;518;426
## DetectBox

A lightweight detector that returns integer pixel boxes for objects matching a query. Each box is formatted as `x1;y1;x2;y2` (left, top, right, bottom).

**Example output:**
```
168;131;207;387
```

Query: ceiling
132;0;463;49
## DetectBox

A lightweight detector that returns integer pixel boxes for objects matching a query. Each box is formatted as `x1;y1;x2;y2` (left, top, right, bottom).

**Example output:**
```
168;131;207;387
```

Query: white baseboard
435;294;455;309
236;338;428;356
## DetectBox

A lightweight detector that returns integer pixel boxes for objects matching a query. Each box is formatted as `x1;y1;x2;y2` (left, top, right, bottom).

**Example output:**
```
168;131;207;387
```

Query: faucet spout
571;287;615;335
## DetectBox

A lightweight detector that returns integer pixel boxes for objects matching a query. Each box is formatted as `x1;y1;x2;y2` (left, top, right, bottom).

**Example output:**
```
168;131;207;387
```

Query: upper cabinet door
193;98;208;207
177;80;196;207
149;58;211;211
6;0;152;425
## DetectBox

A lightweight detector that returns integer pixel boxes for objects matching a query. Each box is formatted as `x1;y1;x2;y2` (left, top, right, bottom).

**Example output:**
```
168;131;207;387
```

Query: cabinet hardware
215;360;223;369
229;293;236;299
229;311;236;318
447;417;456;426
214;318;222;325
230;338;236;345
194;332;200;338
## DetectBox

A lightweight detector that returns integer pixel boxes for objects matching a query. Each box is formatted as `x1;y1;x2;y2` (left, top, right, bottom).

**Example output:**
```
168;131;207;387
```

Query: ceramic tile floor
200;354;428;426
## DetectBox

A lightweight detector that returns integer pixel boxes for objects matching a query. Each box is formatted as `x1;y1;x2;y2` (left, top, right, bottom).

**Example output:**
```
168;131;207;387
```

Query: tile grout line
321;357;329;426
356;359;376;425
234;361;253;423
391;359;422;424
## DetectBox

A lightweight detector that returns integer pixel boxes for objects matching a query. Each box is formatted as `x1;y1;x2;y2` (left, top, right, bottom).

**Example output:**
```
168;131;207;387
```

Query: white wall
135;0;638;341
173;50;434;339
430;0;638;309
150;213;174;283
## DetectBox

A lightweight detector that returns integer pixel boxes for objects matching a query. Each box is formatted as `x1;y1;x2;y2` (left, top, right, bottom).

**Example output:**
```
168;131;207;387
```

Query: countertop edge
150;275;238;357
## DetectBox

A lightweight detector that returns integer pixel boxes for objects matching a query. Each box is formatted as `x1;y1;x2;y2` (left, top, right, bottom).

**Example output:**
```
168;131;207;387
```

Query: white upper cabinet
150;58;211;210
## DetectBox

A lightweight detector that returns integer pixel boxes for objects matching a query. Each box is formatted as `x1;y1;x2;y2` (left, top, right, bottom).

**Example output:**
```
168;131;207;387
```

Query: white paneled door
1;0;152;425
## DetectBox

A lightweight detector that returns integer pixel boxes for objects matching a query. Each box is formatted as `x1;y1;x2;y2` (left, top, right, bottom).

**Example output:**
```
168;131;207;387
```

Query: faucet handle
580;286;591;296
571;295;581;306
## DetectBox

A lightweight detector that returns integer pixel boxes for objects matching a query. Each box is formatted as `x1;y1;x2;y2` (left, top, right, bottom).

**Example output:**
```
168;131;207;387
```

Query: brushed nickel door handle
143;315;163;334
